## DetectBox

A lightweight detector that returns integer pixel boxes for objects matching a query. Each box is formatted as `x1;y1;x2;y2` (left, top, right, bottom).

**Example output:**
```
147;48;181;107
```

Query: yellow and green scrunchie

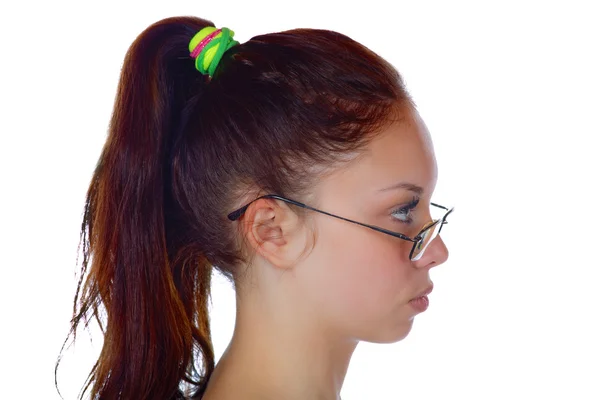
188;27;239;77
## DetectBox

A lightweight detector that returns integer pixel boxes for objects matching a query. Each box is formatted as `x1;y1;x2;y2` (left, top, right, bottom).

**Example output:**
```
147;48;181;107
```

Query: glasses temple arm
229;194;416;243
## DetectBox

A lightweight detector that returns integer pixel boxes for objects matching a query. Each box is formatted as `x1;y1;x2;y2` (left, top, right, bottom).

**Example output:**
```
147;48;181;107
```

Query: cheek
306;219;414;334
336;233;410;310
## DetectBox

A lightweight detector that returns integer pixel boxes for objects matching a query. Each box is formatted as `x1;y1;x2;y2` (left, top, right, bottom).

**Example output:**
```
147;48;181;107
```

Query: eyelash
391;197;420;224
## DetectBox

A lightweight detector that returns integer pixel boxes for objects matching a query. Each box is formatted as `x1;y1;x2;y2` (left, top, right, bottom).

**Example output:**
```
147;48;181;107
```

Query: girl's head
64;15;449;400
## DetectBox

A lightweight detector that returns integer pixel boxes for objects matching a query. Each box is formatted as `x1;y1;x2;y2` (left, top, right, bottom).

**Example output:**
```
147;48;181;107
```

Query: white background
1;0;598;399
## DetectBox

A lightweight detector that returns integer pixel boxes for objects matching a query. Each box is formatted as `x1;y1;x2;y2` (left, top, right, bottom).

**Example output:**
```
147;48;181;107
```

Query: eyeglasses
228;194;454;261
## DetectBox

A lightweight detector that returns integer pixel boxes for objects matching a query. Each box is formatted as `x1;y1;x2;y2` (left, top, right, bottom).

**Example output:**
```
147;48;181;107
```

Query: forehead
340;108;438;196
315;107;439;207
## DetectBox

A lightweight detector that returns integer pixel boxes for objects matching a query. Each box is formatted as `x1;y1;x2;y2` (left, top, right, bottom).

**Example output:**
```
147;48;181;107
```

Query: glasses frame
227;194;454;261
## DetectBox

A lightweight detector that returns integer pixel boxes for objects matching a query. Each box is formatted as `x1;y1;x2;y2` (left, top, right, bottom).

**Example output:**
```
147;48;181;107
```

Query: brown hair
58;15;415;400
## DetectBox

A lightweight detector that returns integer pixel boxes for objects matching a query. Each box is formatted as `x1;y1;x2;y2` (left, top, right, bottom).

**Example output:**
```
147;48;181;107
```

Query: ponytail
61;17;217;399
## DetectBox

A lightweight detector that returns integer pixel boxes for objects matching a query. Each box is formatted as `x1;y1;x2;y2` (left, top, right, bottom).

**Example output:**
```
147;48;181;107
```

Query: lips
412;284;433;300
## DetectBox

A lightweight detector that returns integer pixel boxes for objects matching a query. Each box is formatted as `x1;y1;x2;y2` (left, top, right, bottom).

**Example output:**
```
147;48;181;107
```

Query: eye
391;197;420;224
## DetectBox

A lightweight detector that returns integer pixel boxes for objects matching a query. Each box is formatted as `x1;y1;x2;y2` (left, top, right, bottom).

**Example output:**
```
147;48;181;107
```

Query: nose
414;236;449;268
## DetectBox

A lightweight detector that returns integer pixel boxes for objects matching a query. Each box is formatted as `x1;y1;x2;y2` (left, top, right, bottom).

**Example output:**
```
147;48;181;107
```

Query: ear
241;197;310;269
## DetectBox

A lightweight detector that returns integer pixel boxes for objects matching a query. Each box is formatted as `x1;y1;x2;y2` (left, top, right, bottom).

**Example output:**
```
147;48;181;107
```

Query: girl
64;15;452;400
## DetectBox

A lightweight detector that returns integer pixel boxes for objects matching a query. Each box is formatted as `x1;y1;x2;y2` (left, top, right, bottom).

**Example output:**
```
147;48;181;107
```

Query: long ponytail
61;17;217;399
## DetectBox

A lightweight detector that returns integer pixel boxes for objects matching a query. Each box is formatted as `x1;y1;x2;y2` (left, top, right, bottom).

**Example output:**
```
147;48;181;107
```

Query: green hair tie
188;26;239;77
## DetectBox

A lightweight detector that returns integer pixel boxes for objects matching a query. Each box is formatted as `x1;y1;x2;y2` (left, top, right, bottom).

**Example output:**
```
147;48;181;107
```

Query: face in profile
296;106;450;344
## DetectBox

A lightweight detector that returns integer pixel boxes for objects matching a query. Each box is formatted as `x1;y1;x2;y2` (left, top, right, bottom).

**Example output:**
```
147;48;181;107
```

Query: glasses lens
411;220;443;261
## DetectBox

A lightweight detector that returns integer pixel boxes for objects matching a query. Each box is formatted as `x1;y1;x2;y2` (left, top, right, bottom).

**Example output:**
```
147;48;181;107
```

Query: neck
206;278;358;399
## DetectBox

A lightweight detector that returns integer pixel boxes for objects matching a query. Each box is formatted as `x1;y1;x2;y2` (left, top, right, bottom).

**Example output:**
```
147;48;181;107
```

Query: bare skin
202;105;449;400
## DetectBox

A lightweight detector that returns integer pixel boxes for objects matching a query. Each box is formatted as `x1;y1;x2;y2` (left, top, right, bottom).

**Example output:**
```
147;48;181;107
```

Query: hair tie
188;26;239;77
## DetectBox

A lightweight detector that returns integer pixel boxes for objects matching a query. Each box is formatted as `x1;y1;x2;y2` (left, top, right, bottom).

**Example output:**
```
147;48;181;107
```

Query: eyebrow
378;182;424;195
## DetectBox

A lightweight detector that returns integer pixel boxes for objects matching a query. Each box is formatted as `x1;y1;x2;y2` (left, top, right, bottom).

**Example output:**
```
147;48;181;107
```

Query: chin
366;318;415;344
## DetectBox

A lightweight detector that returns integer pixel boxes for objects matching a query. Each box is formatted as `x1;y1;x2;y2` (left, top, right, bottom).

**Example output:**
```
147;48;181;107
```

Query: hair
57;15;415;400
